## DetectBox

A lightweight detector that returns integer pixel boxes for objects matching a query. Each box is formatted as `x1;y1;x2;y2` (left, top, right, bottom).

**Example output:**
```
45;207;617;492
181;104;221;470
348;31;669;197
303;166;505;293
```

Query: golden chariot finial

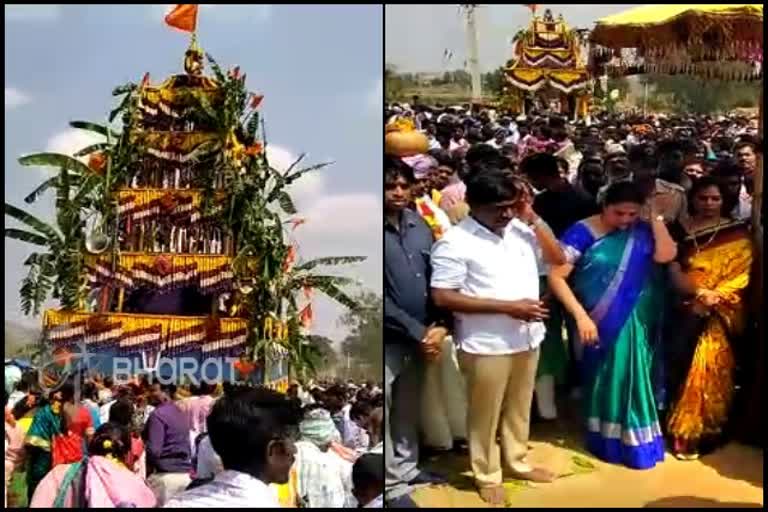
184;33;204;76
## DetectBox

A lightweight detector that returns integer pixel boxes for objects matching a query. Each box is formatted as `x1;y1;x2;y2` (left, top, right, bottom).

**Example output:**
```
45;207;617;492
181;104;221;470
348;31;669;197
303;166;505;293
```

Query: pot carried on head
385;117;428;157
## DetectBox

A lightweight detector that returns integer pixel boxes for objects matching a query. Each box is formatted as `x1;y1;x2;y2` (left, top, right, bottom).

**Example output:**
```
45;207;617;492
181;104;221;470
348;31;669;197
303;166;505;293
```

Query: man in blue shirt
384;156;447;507
144;382;192;505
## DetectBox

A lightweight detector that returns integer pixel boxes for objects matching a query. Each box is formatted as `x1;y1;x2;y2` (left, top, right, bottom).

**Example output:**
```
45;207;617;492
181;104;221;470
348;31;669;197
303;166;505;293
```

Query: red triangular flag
299;304;313;329
250;93;264;109
282;245;297;272
524;4;538;14
165;4;198;33
290;217;306;231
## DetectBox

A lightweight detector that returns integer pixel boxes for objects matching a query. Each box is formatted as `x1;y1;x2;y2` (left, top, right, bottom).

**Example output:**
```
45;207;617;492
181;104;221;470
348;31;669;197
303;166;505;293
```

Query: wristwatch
529;217;546;228
654;214;664;223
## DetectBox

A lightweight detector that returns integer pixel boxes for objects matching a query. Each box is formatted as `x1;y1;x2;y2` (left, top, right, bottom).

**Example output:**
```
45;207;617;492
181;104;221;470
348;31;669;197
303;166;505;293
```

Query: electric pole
461;4;482;105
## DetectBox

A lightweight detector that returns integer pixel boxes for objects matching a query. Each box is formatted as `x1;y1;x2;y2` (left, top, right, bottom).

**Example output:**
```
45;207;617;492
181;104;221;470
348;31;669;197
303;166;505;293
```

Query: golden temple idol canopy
504;8;590;94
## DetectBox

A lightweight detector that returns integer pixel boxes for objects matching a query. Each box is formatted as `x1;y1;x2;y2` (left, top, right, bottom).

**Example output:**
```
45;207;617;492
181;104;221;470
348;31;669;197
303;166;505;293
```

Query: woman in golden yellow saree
666;177;753;460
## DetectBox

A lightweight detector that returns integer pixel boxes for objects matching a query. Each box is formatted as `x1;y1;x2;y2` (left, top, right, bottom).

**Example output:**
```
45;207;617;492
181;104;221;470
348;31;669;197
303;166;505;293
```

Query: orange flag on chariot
165;4;198;33
282;245;297;272
524;4;539;13
299;304;313;329
290;217;306;231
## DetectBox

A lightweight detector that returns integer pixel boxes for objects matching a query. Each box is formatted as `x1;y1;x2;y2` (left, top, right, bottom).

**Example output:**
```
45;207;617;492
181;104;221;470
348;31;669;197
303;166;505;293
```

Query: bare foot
507;467;556;483
478;485;506;506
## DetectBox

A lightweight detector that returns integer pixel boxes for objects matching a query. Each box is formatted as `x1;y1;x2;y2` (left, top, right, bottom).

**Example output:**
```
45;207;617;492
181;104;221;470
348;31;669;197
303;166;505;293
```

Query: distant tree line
386;63;760;114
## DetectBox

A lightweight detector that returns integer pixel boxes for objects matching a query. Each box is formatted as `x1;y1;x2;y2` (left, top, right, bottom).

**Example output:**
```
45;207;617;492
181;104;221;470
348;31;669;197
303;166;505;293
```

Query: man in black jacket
384;156;447;507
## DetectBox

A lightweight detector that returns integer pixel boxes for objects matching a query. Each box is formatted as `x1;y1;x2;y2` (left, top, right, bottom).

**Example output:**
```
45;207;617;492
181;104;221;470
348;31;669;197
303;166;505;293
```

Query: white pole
346;352;351;379
643;81;648;117
464;5;482;104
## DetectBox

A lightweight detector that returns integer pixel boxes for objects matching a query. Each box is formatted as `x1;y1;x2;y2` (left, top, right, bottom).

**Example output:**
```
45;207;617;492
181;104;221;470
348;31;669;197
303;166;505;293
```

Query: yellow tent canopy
596;4;762;26
591;4;763;49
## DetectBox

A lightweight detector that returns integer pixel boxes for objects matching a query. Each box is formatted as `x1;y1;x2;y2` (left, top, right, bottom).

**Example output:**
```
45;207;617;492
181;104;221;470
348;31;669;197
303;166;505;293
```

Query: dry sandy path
413;415;763;508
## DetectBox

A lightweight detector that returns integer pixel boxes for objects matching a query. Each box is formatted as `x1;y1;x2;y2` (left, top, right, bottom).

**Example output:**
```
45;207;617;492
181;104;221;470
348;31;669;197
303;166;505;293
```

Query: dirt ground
413;411;764;508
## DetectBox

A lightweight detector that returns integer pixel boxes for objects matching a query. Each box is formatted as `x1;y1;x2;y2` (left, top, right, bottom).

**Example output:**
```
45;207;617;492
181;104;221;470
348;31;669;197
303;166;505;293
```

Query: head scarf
5;365;22;395
401;154;438;180
299;408;338;447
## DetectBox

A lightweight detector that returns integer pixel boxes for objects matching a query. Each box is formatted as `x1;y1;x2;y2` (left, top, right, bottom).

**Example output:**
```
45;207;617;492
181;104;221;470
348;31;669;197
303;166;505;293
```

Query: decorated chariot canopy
589;4;763;81
504;9;590;94
502;8;591;118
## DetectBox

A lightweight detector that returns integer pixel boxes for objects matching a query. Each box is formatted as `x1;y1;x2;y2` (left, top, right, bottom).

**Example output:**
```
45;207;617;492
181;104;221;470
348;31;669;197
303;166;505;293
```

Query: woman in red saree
52;384;94;466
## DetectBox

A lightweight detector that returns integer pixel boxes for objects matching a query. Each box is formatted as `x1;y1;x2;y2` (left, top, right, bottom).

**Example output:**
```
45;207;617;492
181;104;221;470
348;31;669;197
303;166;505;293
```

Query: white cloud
292;193;381;340
31;129;107;175
263;143;380;339
267;144;327;210
5;5;61;22
266;144;300;173
5;87;31;110
300;194;380;238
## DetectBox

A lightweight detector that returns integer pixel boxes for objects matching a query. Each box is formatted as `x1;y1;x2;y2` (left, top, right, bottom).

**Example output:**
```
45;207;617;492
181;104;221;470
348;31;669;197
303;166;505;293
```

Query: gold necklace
690;217;723;254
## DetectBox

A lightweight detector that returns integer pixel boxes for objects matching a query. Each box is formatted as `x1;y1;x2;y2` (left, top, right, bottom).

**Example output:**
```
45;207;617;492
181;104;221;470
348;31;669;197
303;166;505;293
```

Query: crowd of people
4;370;384;508
384;101;761;506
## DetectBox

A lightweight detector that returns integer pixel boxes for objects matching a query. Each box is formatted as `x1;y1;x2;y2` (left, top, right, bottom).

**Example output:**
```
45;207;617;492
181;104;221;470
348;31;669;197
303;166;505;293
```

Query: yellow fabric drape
116;188;206;206
141;83;221;108
667;231;753;446
129;130;219;153
43;309;248;338
85;253;232;273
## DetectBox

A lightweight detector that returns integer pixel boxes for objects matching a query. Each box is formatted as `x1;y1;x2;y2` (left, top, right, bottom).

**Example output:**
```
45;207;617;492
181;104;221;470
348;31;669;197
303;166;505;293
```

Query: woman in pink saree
30;423;156;508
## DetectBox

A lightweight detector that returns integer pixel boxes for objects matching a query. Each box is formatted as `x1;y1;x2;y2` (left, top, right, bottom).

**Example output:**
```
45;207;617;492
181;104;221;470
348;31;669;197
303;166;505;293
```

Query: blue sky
5;5;383;341
386;4;639;72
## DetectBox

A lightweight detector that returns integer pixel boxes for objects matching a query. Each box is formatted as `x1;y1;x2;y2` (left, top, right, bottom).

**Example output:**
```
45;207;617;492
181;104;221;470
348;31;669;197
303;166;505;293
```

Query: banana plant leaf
4;228;49;246
24;176;65;204
4;203;61;241
311;281;360;311
277;192;297;215
74;143;113;157
69;121;121;139
294;256;366;271
18;153;92;177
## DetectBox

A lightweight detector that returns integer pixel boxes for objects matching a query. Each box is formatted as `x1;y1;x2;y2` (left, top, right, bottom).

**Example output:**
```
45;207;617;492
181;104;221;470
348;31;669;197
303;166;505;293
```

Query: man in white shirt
485;128;508;149
431;169;566;506
97;376;114;405
194;434;223;481
164;388;297;508
293;408;350;508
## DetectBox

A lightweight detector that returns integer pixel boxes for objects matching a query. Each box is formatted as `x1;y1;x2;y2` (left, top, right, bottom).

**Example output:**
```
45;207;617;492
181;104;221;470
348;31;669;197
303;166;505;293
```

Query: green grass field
389;84;499;106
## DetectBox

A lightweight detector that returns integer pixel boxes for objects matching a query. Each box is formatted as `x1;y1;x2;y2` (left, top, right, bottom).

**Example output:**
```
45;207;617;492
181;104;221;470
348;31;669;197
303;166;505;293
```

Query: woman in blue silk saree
548;182;677;470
